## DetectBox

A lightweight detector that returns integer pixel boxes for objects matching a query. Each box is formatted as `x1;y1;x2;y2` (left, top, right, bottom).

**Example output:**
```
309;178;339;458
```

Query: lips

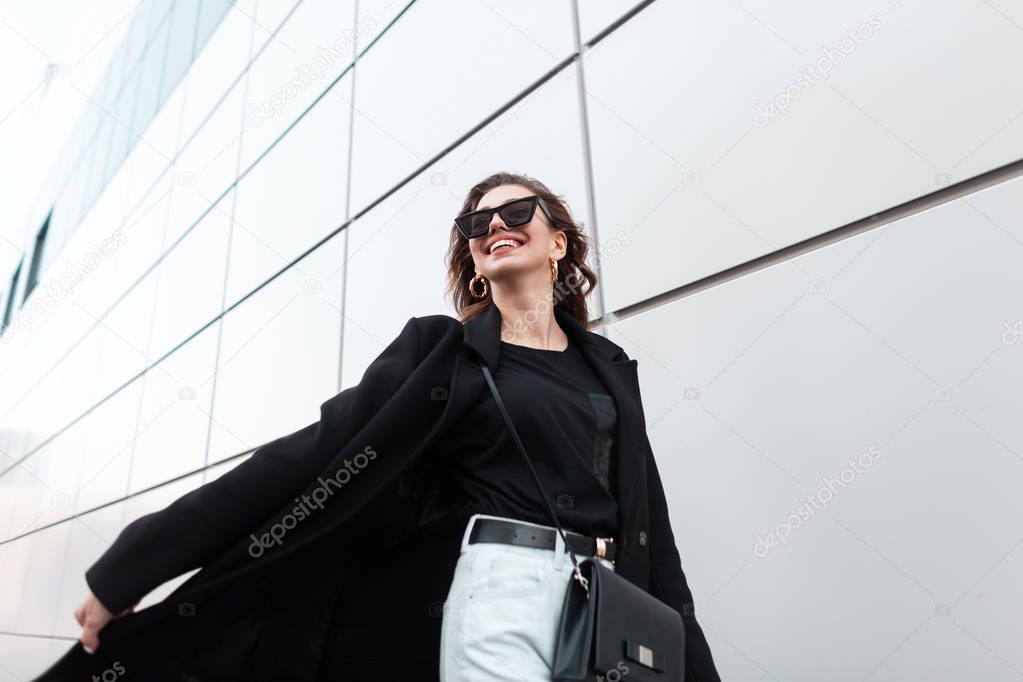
487;236;525;254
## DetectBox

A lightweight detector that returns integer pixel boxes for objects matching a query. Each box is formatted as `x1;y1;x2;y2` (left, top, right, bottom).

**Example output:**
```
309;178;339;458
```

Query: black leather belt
468;517;617;563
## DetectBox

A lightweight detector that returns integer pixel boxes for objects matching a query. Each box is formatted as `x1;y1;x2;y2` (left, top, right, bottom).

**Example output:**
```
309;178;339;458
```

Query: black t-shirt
435;335;619;537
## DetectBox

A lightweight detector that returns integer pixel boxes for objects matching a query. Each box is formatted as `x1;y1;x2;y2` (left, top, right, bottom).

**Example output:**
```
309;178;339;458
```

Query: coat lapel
455;303;648;558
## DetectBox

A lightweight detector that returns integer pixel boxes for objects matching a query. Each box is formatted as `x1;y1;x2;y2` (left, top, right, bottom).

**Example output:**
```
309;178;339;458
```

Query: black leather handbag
479;361;685;681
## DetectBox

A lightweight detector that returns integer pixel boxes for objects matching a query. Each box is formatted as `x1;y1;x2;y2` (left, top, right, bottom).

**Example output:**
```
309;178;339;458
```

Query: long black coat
36;303;721;681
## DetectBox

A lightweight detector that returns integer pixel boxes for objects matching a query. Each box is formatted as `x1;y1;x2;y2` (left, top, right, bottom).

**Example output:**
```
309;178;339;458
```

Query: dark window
24;211;51;303
2;258;23;332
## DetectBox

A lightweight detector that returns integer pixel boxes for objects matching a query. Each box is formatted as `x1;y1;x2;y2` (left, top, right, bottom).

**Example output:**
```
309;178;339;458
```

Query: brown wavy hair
444;172;598;331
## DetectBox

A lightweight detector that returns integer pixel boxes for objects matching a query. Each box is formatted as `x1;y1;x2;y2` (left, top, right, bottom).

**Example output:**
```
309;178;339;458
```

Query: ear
550;228;569;259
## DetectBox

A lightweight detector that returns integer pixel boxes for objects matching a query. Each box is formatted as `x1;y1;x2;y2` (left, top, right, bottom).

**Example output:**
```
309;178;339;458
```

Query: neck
490;289;565;349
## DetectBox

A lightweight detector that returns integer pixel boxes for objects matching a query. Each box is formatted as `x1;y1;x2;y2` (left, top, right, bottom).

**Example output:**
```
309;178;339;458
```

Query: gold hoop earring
550;257;559;283
469;273;489;299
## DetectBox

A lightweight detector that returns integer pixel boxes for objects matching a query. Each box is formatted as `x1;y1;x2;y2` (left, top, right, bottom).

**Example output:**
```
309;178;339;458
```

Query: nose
488;211;510;233
481;217;511;245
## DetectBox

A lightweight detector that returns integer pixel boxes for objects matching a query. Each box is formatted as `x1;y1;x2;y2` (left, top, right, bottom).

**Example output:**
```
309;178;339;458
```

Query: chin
486;260;537;280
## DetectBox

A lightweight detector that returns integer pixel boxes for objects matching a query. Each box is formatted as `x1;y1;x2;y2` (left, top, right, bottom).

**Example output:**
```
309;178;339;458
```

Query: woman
46;173;719;681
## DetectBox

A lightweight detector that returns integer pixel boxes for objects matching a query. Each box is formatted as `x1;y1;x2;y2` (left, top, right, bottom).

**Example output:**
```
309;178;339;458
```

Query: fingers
76;593;137;655
79;622;100;654
77;597;107;654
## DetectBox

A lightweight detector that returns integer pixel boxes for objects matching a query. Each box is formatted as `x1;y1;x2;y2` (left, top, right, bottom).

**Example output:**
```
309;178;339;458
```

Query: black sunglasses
453;195;554;239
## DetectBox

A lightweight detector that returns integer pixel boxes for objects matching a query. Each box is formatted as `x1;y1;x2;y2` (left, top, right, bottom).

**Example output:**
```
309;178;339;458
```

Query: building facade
2;0;1022;678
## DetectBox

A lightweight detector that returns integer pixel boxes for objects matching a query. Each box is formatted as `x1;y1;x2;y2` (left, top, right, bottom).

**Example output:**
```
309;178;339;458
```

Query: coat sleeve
85;316;422;615
644;437;722;681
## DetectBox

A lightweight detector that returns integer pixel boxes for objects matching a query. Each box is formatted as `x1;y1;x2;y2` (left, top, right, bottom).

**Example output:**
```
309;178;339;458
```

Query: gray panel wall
1;0;1021;678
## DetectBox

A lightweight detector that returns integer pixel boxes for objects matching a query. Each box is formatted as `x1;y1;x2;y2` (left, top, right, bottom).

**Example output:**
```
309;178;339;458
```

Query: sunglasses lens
500;198;535;226
469;214;492;237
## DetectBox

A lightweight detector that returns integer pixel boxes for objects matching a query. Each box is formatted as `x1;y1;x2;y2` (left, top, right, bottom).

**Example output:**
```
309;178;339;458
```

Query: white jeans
439;513;616;681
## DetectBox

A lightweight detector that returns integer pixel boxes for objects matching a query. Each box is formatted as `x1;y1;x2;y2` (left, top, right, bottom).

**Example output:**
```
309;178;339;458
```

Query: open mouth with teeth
488;238;524;254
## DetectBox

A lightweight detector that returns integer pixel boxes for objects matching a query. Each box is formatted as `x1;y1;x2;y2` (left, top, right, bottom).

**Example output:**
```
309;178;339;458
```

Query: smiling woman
446;176;598;329
47;171;719;682
429;172;721;681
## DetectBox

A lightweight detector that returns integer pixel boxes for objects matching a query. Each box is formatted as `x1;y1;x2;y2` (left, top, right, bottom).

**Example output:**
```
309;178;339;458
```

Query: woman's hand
74;591;138;653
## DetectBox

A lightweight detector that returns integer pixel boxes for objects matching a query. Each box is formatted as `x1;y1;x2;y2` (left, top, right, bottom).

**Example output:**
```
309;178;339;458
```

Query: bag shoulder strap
478;361;590;586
